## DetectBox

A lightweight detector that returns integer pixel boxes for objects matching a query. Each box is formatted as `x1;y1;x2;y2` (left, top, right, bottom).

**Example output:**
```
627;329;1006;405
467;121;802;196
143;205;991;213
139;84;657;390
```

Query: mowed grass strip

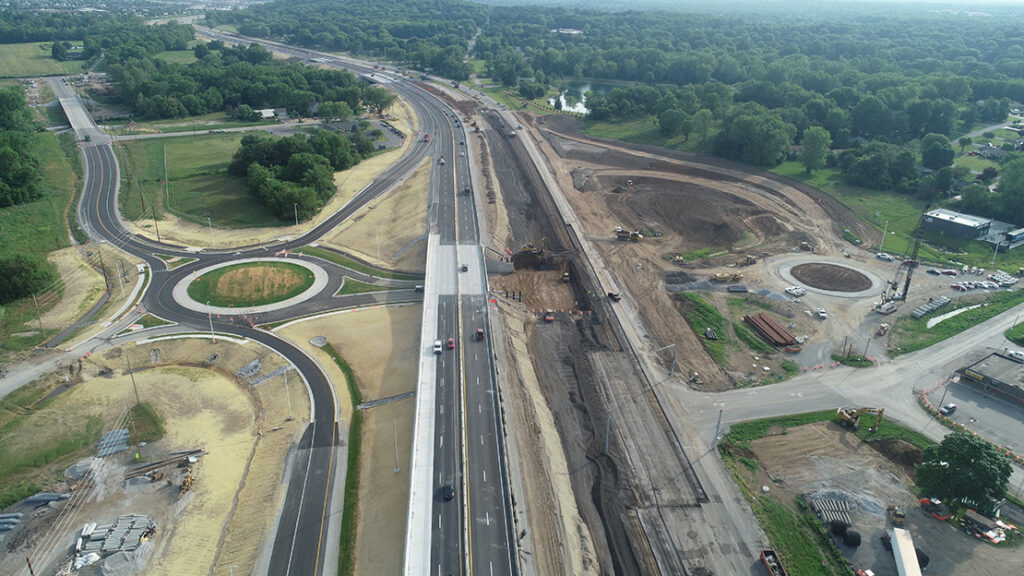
295;246;423;281
187;262;315;307
116;133;282;228
335;277;398;296
0;42;83;77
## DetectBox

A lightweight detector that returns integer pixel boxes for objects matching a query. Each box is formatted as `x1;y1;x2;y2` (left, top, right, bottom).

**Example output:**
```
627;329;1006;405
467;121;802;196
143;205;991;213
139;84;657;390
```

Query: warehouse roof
924;209;991;228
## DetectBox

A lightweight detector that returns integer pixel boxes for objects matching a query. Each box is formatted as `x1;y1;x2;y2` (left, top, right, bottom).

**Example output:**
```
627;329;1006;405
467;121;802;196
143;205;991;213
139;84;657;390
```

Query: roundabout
173;258;329;315
777;256;887;298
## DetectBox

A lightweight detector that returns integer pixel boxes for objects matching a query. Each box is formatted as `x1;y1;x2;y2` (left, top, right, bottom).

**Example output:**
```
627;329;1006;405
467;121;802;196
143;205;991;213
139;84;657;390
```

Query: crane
878;205;929;310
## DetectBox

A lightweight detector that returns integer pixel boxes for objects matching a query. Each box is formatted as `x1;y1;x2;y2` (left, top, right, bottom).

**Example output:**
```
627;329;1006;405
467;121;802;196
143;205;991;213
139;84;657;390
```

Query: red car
950;284;967;291
475;329;484;341
446;338;455;349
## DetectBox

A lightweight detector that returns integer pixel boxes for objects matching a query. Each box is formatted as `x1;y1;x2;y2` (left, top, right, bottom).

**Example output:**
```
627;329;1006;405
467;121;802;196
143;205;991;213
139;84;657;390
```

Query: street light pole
294;203;299;227
207;217;215;249
207;301;214;342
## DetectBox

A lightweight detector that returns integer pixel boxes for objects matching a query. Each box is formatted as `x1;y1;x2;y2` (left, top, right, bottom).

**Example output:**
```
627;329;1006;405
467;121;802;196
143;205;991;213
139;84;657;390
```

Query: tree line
229;130;372;221
204;0;488;81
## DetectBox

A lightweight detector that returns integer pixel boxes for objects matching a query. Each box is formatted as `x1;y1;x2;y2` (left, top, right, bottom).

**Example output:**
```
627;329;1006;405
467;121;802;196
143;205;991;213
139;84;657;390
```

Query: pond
547;81;619;114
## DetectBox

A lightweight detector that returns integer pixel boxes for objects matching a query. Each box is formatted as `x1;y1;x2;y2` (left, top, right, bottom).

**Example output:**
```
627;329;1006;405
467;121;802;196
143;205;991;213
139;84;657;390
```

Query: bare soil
791;262;872;292
0;335;309;576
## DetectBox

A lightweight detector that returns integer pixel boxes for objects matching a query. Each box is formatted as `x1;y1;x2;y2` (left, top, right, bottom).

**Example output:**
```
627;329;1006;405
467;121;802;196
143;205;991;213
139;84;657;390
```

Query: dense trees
0;254;57;306
203;0;488;80
110;41;384;120
0;87;40;208
229;130;366;220
799;126;831;174
920;134;955;171
916;431;1012;512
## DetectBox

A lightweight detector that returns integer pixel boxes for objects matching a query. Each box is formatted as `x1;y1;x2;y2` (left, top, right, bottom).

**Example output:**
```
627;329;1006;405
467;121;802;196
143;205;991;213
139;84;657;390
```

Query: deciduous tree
915;431;1012;511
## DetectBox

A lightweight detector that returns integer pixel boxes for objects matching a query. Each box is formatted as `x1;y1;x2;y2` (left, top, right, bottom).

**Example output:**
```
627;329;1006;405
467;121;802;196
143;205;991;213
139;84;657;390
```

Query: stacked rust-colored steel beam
743;312;797;347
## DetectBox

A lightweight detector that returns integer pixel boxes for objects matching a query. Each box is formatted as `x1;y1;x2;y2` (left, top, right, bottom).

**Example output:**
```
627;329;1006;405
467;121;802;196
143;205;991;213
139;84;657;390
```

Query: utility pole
114;260;125;298
604;408;611;454
136;177;160;241
284;369;293;421
31;293;45;342
991;241;1000;265
163;143;169;210
207;217;216;249
125;355;141;405
376;232;381;263
393;419;400;473
654;343;678;379
207;301;215;342
712;409;723;451
294;203;299;227
25;556;36;576
879;219;889;250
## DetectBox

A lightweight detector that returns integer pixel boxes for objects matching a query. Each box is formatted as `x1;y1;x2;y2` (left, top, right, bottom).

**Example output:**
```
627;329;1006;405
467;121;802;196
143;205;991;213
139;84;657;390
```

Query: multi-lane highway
50;28;518;576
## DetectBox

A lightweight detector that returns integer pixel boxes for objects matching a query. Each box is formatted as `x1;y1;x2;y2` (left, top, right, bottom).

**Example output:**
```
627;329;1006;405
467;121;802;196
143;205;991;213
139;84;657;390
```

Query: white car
785;286;806;297
876;252;894;261
817;307;828;319
433;340;442;354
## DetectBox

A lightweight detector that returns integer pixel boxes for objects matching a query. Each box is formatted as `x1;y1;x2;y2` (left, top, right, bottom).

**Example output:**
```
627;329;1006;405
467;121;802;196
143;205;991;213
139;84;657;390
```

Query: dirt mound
791;262;872;292
869;438;923;470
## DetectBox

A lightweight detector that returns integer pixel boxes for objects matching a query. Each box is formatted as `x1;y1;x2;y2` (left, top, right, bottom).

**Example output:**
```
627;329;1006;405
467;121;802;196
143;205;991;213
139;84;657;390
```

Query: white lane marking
476;377;480;386
483;469;487;483
440;435;444;448
475;353;478;361
490;561;494;576
486;512;490;526
440;405;444;415
438;514;441;529
478;404;481;413
480;434;484;446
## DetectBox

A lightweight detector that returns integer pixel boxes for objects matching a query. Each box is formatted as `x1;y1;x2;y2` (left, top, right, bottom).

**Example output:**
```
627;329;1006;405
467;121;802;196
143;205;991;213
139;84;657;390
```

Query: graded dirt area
322;156;429;273
189;262;313;307
746;422;1021;576
277;303;421;575
524;113;876;390
791;262;872;292
0;336;309;576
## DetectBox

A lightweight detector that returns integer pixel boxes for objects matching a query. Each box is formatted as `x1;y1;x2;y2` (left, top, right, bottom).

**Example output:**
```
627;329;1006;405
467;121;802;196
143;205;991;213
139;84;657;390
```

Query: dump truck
710;273;743;282
799;241;814;251
614;226;644;242
759;550;788;576
836;407;884;431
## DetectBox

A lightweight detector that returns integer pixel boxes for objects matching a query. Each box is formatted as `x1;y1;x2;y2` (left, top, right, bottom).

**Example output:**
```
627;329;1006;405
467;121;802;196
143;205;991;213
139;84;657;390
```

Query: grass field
954;154;998;173
105;111;275;135
889;289;1024;356
335;278;399;296
187;262;315;307
0;42;83;77
116;133;283;228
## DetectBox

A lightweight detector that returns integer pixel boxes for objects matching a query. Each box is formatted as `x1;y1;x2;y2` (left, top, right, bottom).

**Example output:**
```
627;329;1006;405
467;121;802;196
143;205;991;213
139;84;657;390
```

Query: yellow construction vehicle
887;505;906;526
835;407;884;431
736;255;758;267
615;227;643;242
710;272;743;282
799;241;814;252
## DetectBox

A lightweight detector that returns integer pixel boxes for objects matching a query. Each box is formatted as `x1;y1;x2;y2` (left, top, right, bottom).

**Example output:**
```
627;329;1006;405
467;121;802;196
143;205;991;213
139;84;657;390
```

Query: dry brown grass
214;264;309;302
323;156;430;273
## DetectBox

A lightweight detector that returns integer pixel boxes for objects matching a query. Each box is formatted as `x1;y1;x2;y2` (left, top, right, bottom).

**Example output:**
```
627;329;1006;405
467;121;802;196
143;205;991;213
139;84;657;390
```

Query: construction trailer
889;528;922;576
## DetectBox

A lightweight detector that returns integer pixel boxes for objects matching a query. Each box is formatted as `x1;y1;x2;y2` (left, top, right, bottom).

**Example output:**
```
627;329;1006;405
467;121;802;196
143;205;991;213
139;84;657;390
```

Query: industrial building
956;352;1024;407
920;209;992;240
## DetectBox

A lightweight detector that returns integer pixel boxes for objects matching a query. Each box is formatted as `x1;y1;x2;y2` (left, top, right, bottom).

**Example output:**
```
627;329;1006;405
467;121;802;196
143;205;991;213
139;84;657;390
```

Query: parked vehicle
876;252;894;261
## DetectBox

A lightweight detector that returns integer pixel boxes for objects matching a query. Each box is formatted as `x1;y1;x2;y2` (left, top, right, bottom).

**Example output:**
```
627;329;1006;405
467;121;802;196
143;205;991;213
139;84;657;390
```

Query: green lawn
889;289;1024;356
154;49;198;65
0;42;84;77
116;133;284;228
295;246;423;280
954;154;998;173
335;278;399;296
105;112;276;135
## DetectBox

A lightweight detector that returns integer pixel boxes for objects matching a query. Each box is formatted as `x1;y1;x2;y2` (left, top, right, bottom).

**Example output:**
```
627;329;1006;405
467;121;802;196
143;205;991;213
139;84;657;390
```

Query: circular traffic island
187;261;316;308
790;262;872;292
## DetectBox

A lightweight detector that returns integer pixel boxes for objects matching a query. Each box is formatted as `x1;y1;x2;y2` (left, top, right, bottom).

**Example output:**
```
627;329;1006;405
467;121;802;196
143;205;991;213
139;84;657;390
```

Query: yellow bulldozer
615;226;643;242
835;407;884;432
735;255;758;267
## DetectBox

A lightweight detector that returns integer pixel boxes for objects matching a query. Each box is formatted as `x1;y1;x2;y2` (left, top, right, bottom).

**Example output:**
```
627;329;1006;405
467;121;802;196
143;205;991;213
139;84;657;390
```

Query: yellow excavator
835;407;884;432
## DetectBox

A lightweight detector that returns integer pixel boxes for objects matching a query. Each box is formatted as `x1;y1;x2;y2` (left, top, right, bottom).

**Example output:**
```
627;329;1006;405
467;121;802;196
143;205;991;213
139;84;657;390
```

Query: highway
49;28;519;576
